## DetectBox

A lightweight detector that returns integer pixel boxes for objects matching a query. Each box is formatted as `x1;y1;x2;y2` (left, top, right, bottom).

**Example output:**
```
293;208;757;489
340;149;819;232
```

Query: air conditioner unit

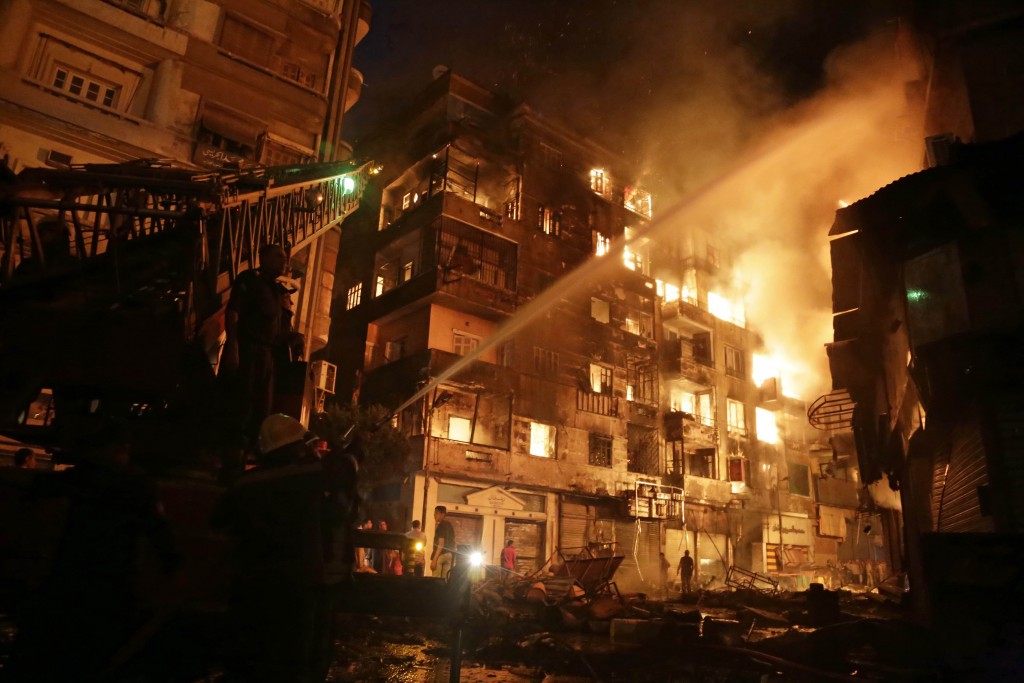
311;361;336;394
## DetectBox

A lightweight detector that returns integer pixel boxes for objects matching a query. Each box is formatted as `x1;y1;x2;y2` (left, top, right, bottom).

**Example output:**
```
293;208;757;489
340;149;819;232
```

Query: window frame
452;330;481;357
528;421;556;458
345;282;362;310
589;433;613;468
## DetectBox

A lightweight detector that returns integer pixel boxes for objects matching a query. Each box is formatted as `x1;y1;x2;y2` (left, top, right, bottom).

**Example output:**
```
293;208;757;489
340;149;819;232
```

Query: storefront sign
765;515;812;545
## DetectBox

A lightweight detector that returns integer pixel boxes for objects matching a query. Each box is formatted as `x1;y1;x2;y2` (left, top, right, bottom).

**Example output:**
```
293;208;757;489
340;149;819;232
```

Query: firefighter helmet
258;413;307;454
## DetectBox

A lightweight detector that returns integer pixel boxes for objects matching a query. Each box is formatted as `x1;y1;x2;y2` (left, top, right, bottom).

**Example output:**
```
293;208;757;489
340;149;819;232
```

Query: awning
201;106;264;147
818;505;851;541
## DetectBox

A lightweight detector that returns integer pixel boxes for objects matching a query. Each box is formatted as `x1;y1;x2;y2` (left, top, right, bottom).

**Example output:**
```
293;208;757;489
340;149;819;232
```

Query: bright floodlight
342;177;356;194
415;541;424;552
469;551;484;567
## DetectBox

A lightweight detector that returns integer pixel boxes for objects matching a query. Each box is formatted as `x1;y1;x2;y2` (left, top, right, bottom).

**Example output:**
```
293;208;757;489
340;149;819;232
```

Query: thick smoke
355;1;925;398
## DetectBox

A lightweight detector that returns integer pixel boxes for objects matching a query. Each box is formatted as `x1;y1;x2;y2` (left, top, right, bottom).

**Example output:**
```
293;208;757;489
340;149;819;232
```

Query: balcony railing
577;391;618;417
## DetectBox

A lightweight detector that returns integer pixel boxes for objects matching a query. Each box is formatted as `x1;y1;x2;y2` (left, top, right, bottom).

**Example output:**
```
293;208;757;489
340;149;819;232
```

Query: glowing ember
755;407;779;444
837;199;850;208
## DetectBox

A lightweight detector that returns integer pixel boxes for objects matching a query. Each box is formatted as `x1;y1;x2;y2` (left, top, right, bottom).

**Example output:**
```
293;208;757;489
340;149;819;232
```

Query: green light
906;288;928;302
342;177;356;194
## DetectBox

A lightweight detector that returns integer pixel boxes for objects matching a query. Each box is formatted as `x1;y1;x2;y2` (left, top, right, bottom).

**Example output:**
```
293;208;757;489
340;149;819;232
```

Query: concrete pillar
145;59;183;128
0;0;33;69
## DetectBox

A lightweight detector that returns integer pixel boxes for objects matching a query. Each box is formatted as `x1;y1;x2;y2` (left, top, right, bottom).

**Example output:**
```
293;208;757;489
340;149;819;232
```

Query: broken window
627;424;659;476
533;347;558;375
624;185;653;218
671;389;714;426
726;399;746;434
724;345;745;378
431;387;512;450
589;433;613;467
589;363;612;395
452;330;480;357
688;332;713;366
448;416;472;442
529;422;556;458
590;298;610;323
345;283;362;310
689;447;716;478
593;231;611;256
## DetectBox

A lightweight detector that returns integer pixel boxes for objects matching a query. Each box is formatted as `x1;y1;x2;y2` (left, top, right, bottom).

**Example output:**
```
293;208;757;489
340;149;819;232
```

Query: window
402;193;412;210
345;283;362;310
589;363;612;395
594;231;611;256
374;275;385;297
533;347;558;375
499;340;515;368
589;168;608;196
452;330;480;357
590;298;610;323
726;399;746;434
627;424;659;475
219;15;275;66
51;65;120;107
448;416;472;442
666;441;684;475
540;143;562;168
688;447;716;478
589;433;612;467
728;457;745;482
671;389;714;426
788;462;811;496
504;177;522;220
529;422;556;458
402;261;414;282
725;346;745;378
384;339;404;362
537;206;560;235
626;362;657;405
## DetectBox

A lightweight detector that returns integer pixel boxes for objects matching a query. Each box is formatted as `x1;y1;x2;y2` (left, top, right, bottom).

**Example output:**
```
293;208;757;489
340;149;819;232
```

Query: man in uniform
220;244;304;446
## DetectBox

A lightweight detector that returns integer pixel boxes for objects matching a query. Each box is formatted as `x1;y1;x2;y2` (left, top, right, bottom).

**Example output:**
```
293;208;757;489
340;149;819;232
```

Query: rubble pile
373;575;954;681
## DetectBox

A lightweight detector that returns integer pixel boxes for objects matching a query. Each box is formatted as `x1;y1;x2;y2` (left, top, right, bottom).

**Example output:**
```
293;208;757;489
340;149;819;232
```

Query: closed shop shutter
505;520;544;574
937;420;993;532
559;501;589;556
640;520;662;585
614;519;639;588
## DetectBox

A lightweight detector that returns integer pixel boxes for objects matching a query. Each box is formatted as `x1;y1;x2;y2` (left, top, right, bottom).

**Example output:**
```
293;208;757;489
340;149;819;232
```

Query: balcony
663;411;717;447
661;353;715;386
577;391;618;417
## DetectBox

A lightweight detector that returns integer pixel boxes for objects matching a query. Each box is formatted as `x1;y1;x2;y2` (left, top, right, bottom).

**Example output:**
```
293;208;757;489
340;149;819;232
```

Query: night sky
349;0;901;194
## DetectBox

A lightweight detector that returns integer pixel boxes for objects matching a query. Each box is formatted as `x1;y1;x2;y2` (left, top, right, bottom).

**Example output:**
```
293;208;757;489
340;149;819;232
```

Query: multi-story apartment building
0;0;371;360
331;71;846;590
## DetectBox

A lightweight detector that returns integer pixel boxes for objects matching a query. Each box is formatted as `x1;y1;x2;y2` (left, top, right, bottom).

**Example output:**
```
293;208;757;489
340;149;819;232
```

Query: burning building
328;70;856;591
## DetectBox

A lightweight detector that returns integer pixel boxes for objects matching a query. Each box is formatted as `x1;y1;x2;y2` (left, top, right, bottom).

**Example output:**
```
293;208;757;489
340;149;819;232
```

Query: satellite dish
432;65;450;80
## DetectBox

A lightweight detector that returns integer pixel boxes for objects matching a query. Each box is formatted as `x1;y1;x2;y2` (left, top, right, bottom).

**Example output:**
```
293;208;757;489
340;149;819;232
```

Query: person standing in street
405;520;427;577
430;505;455;580
500;539;517;574
678;550;695;593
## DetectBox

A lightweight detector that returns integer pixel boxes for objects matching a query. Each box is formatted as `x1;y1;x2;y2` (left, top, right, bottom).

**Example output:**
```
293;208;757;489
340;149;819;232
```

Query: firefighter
214;413;352;683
